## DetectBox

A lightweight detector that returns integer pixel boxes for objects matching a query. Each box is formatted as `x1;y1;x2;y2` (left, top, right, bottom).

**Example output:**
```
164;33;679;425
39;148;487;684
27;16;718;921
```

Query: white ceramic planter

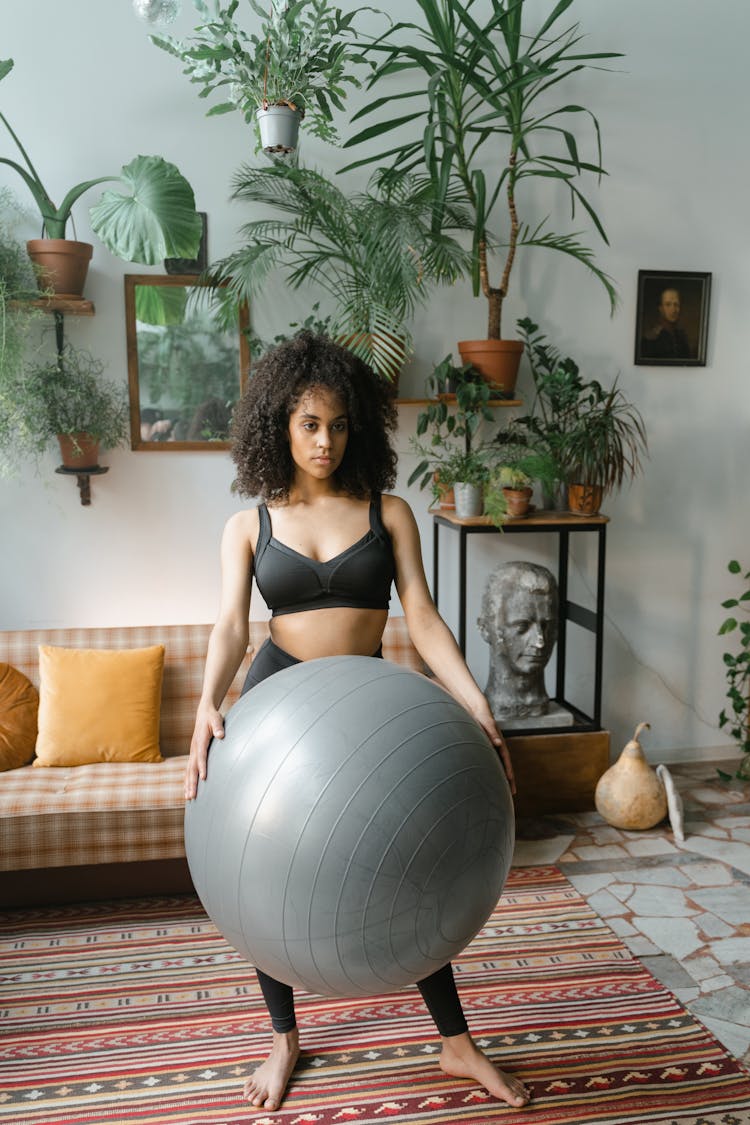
256;104;303;155
453;481;484;519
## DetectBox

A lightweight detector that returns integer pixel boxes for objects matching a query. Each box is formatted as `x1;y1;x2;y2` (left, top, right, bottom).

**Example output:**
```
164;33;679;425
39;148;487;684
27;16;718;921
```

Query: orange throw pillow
0;662;39;771
34;645;165;767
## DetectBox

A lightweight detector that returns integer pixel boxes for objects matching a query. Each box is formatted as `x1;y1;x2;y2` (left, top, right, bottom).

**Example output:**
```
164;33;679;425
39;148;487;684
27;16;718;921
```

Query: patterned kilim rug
1;865;749;1125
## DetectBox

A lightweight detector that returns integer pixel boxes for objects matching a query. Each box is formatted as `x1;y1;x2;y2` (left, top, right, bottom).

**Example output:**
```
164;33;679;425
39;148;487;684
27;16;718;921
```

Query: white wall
1;0;746;763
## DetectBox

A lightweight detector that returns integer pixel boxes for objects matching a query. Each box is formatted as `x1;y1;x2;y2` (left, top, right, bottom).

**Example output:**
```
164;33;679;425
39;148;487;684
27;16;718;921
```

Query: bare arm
383;495;516;794
185;509;255;799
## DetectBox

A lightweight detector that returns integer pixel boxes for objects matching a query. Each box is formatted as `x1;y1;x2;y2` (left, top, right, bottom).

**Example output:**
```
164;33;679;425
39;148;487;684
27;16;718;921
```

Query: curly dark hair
231;331;398;500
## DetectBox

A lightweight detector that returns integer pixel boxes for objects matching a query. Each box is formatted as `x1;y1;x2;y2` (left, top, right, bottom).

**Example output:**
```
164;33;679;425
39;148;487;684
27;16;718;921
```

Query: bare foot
243;1028;300;1111
439;1032;530;1108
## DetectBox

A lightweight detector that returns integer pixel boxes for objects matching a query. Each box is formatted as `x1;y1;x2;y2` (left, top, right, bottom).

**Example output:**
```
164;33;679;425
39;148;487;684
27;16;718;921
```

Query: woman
186;332;529;1113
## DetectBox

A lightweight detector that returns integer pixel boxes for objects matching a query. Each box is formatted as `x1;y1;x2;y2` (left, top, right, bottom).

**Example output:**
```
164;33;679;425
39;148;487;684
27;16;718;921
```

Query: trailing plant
151;0;369;148
717;560;750;782
0;343;129;475
344;0;619;339
0;190;43;385
0;58;201;262
211;163;473;379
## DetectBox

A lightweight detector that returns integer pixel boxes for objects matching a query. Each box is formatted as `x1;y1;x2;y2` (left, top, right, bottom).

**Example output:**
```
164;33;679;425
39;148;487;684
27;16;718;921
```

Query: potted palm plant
210;163;472;381
0;343;130;476
0;58;202;297
150;0;368;156
344;0;619;394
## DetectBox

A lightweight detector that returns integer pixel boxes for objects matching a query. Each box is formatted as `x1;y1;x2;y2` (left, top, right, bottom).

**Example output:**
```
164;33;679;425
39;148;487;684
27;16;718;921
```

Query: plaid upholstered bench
0;618;423;907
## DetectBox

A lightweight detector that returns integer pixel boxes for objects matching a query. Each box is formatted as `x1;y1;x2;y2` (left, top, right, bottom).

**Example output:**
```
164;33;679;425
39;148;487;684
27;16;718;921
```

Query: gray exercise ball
184;655;514;998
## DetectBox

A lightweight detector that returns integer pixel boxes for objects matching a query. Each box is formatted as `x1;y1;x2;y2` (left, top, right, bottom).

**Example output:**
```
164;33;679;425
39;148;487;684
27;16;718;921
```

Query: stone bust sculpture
478;560;571;726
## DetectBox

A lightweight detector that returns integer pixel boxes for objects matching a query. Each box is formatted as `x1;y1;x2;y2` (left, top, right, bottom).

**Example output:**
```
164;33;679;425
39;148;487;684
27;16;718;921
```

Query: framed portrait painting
634;270;711;366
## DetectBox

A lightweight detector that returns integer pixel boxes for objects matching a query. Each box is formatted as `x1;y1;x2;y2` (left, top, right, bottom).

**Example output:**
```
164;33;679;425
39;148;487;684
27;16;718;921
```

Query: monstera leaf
90;155;202;265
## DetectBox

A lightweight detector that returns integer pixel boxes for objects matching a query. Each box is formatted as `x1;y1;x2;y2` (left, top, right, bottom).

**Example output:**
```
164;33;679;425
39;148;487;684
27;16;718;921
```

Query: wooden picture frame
125;274;249;451
634;270;711;367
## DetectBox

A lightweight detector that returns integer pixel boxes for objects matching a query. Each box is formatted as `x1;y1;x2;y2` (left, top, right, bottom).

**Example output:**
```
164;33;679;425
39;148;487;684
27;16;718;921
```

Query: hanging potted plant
210;164;472;383
150;0;368;157
0;59;202;298
344;0;619;395
0;343;130;475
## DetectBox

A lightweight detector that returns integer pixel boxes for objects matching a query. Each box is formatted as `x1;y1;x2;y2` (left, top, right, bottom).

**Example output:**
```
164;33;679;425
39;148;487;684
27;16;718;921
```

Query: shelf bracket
55;465;109;506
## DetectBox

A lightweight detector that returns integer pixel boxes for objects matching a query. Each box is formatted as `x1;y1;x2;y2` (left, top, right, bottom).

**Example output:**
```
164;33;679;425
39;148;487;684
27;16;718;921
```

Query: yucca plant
210;163;473;379
344;0;619;340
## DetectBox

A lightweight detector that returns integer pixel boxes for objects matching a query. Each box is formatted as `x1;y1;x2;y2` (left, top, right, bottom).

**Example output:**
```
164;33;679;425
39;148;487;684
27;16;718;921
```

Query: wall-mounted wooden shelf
55;465;109;506
13;296;95;316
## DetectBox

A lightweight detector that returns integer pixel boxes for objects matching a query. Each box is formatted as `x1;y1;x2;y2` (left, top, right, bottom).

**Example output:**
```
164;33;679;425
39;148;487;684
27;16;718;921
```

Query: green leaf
719;618;738;635
0;58;14;82
134;283;189;326
89;155;202;265
729;559;741;573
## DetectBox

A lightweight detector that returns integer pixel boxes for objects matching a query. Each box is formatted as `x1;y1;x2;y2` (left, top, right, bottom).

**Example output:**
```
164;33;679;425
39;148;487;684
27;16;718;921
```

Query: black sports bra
253;497;395;617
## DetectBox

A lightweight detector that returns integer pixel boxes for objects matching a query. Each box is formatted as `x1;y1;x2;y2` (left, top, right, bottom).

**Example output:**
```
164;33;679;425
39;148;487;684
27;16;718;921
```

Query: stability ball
185;656;514;997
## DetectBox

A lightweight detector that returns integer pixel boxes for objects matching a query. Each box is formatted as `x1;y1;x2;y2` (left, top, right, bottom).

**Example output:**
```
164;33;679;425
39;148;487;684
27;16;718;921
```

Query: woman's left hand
473;703;517;796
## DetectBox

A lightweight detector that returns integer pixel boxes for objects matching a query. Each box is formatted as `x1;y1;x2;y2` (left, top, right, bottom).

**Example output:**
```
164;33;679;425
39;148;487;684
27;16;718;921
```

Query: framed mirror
125;274;250;451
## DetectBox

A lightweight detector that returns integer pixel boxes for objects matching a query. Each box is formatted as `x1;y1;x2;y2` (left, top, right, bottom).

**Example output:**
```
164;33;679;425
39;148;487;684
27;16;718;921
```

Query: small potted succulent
0;59;202;297
151;0;368;156
483;451;557;525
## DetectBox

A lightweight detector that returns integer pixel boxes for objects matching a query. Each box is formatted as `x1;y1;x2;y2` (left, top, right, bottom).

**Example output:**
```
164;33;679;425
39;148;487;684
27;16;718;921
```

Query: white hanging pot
453;481;484;519
256;103;304;156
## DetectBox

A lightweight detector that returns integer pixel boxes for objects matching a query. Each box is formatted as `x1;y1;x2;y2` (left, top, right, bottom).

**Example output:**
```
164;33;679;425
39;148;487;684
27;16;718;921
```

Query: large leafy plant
151;0;368;147
408;358;495;495
210;163;473;378
718;560;750;781
344;0;619;339
0;58;201;262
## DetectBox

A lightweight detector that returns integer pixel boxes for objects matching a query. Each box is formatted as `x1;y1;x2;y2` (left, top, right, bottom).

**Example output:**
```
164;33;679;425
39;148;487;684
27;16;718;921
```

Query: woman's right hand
185;705;225;800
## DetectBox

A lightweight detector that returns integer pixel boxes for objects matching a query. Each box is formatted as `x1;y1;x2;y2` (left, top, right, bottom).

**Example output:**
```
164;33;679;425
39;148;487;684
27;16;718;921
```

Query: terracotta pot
256;104;303;155
567;482;604;516
456;339;523;396
433;472;455;510
503;486;533;518
57;433;100;470
27;239;93;298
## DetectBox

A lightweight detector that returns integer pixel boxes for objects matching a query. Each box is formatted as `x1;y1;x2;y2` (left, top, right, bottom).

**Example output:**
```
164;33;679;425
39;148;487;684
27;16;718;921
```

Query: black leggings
241;636;469;1038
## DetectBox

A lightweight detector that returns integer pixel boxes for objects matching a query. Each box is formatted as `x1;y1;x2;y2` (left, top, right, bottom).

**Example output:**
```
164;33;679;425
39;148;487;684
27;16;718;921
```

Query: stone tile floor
511;759;750;1070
